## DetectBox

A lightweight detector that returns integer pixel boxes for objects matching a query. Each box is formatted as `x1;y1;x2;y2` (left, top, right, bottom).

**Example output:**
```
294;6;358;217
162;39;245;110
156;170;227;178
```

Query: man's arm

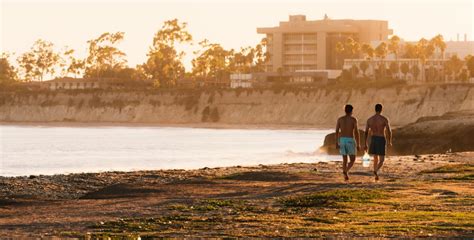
335;119;340;149
364;119;370;150
385;118;392;146
354;118;361;151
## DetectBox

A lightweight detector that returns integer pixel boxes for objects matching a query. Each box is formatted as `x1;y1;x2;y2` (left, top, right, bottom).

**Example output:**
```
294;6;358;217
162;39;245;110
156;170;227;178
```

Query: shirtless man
335;104;361;181
364;104;392;181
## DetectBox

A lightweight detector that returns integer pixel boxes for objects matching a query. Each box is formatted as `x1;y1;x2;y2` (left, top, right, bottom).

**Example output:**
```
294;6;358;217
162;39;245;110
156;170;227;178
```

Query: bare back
337;115;357;138
367;114;389;137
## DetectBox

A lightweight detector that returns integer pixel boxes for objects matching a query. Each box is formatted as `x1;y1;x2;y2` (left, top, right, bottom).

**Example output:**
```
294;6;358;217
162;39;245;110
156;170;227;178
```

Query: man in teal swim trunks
335;104;361;181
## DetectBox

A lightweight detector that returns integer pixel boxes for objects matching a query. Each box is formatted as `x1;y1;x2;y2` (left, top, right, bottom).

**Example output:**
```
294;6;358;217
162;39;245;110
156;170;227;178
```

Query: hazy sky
1;0;473;70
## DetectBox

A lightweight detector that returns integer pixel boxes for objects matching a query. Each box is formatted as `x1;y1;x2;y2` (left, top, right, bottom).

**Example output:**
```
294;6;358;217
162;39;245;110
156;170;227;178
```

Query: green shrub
281;189;386;208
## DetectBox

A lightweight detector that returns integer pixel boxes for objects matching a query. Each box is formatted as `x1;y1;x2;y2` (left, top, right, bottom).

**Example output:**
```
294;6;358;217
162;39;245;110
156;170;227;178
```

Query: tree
430;34;446;59
337;37;361;59
347;38;360;58
228;45;255;74
412;64;421;80
400;62;410;80
192;40;232;81
17;39;60;81
115;66;148;81
334;37;359;69
445;55;463;81
415;38;435;81
85;32;127;79
389;62;400;79
60;47;85;78
144;19;192;87
403;43;418;58
388;35;401;60
360;61;369;77
335;42;345;68
252;38;268;72
351;64;360;79
375;42;388;80
425;66;438;82
361;43;374;59
459;69;469;82
17;52;36;81
0;53;17;86
375;42;388;60
465;55;474;78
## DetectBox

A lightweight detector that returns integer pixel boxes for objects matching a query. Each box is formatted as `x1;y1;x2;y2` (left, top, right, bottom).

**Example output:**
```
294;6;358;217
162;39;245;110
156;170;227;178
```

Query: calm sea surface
0;125;336;176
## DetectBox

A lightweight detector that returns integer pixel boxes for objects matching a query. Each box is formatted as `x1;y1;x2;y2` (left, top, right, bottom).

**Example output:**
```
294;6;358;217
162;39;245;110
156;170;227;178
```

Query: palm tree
335;42;345;69
388;35;401;60
402;43;417;58
446;55;463;81
430;34;447;81
351;64;360;80
430;34;446;59
416;38;435;82
401;62;410;80
361;43;374;60
350;41;361;58
412;65;421;81
375;42;388;80
361;44;375;79
344;38;361;78
389;62;400;79
465;54;474;78
360;61;369;78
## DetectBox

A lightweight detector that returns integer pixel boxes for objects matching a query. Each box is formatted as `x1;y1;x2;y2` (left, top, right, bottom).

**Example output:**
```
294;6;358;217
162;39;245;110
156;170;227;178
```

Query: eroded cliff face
1;85;473;127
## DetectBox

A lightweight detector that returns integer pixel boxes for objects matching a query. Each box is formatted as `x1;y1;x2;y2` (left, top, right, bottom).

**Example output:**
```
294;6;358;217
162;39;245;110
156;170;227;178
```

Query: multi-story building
257;15;393;72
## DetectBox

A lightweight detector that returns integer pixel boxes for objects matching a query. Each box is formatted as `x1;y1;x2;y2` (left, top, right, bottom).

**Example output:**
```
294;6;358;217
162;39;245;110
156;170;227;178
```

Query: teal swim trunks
339;137;356;156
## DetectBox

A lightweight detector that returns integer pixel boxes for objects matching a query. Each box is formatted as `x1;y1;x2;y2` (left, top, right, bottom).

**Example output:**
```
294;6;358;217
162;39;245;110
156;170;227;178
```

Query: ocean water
0;125;337;176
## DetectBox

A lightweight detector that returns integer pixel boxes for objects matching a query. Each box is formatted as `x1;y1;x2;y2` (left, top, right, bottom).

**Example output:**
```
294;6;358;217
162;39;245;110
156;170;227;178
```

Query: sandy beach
0;152;472;238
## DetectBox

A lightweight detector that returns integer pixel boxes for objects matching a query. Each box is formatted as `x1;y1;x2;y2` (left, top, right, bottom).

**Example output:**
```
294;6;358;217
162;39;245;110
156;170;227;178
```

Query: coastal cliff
1;84;473;127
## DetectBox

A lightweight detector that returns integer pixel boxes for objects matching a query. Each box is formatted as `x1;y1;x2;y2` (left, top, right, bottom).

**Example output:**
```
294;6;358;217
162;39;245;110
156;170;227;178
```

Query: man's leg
373;155;379;180
347;155;356;172
376;155;385;172
342;155;349;181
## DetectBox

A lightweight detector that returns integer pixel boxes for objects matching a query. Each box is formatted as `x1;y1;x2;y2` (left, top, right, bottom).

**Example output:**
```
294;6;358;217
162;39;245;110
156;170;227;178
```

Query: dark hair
375;103;383;112
344;104;353;114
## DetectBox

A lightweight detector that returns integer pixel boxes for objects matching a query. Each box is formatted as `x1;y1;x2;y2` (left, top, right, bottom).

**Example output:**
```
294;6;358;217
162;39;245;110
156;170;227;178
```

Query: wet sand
0;152;473;238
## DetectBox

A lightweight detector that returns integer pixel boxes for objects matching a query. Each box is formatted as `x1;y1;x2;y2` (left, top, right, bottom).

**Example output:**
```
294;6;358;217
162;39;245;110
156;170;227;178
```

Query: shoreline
0;157;335;178
0;121;334;130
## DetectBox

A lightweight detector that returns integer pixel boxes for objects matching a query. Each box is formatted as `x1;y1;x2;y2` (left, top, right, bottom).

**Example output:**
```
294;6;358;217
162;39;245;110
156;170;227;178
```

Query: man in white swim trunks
335;104;361;181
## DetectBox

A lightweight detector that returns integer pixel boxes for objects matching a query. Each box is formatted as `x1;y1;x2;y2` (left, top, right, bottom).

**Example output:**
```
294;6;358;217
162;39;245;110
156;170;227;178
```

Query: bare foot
343;172;349;181
374;171;379;181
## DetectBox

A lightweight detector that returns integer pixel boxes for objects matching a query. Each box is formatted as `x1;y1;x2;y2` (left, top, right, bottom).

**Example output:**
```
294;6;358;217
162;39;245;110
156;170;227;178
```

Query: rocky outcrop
391;111;474;155
319;111;474;156
1;84;473;127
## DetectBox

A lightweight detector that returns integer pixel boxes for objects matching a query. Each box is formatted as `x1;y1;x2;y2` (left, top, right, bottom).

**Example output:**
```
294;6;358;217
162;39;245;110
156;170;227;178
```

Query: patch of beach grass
445;173;474;181
304;216;338;224
193;199;244;211
343;210;474;234
220;171;300;182
90;215;191;233
421;164;474;174
280;189;387;208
